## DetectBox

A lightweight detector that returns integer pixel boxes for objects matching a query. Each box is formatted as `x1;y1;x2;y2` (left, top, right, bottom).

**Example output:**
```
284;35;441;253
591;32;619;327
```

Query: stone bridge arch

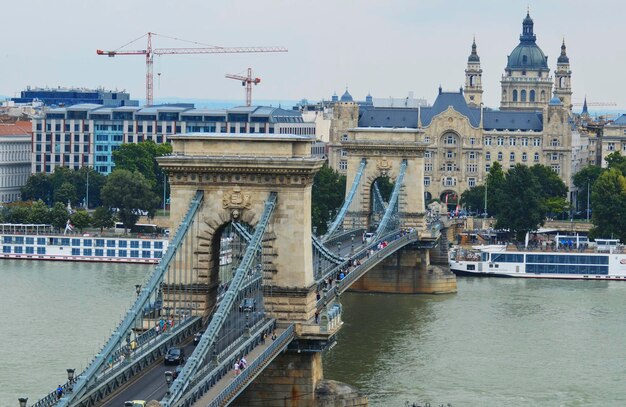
158;134;324;321
341;128;428;232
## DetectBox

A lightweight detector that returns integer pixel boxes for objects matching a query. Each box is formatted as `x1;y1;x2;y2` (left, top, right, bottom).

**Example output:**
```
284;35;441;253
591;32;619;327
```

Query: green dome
506;12;548;71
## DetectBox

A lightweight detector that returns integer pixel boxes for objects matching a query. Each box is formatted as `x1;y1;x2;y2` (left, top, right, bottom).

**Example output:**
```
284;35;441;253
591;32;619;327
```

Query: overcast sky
3;0;625;110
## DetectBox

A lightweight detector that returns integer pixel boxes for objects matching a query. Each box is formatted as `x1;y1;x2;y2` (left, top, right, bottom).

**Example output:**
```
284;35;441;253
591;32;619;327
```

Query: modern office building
12;87;139;107
0;121;32;203
31;105;315;174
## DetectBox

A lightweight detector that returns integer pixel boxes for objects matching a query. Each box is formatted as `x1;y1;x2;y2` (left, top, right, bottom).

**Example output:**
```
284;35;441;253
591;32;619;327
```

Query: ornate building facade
328;11;578;208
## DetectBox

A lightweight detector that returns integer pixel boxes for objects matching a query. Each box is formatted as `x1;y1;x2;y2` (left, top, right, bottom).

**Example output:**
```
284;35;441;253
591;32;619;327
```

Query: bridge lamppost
337;241;341;256
244;309;252;337
18;397;27;407
135;284;142;297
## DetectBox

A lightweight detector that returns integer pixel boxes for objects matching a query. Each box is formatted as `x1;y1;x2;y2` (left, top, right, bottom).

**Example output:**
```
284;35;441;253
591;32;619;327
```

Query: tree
605;151;626;174
590;168;626;241
70;210;92;232
53;182;78;206
573;165;603;216
461;185;486;215
92;206;115;233
7;204;30;224
494;164;545;241
50;202;70;231
530;164;568;200
113;141;173;208
102;169;159;231
28;200;51;224
311;165;346;235
21;173;52;204
485;162;506;217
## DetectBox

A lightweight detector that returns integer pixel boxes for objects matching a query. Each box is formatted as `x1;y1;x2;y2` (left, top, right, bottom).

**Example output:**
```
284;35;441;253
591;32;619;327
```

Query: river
2;260;625;406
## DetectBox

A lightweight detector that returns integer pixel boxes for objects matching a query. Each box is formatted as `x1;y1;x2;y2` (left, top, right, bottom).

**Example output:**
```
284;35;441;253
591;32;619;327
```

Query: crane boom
97;32;287;106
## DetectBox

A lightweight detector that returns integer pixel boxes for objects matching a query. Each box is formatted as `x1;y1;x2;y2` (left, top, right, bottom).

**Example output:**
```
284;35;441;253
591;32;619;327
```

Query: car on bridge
124;401;145;407
239;297;256;312
193;330;205;346
164;347;185;365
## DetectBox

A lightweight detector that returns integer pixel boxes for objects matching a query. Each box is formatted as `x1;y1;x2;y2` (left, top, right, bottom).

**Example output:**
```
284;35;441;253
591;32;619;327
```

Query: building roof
611;114;626;126
420;90;480;127
557;40;569;64
468;38;480;63
340;89;353;102
0;121;31;136
506;12;549;71
358;108;418;128
483;110;543;131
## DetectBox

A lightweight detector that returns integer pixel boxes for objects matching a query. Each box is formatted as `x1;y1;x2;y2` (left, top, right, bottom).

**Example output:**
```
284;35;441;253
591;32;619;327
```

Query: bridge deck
192;327;287;406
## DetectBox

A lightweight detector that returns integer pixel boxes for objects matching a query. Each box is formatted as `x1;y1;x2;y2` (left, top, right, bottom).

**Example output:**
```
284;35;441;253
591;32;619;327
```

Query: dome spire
521;9;536;43
558;37;569;63
468;36;480;62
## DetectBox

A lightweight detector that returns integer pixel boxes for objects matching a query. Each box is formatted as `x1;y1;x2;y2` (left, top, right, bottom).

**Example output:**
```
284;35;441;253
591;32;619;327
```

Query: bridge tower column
342;128;457;294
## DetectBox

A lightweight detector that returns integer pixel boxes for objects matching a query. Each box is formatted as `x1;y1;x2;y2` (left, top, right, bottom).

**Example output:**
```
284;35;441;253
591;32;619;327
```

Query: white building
0;121;32;203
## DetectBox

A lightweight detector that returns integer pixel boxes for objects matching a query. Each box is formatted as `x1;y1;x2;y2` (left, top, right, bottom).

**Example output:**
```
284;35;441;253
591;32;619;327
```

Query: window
513;90;518;101
26;247;34;254
484;137;492;146
424;136;430;143
83;249;92;256
467;164;477;173
83;239;92;247
551;153;559;161
424;177;431;186
468;178;476;187
470;137;476;145
339;160;348;171
130;241;140;248
608;143;615;151
509;137;516;146
521;90;527;102
95;249;104;256
425;163;433;172
485;151;491;161
444;134;457;145
497;137;504;146
510;152;515;161
154;241;163;249
341;134;348;141
340;150;348;157
107;240;115;247
118;240;127;248
118;250;127;257
446;150;454;159
533;138;541;147
142;250;151;258
551;164;561;174
142;241;151;249
469;151;476;160
154;251;163;258
552;139;559;147
534;152;540;162
485;164;491;172
107;249;116;257
522;152;528;162
497;152;503;161
444;177;455;187
425;151;432;158
130;250;139;258
522;137;529;146
530;90;536;102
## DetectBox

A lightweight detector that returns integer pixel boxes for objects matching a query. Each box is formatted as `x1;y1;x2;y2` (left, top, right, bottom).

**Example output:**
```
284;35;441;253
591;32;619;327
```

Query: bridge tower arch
342;128;428;232
159;134;324;321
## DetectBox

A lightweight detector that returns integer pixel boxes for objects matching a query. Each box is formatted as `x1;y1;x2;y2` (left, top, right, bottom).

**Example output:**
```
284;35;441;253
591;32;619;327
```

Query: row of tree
16;141;171;231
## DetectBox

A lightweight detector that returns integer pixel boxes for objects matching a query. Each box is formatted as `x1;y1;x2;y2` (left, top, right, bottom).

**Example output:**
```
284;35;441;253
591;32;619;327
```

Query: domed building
500;12;554;110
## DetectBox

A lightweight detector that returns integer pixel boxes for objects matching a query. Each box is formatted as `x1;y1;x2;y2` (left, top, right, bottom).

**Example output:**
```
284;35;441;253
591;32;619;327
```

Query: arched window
534;152;540;162
529;90;536;102
497;152;503;161
502;90;507;101
522;152;528;161
540;90;546;102
521;90;527;102
469;75;475;87
513;90;518;102
510;152;515;161
560;77;566;88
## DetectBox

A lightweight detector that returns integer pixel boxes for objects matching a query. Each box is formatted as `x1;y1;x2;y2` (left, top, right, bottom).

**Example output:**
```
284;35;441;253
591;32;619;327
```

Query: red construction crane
97;32;287;106
225;68;261;107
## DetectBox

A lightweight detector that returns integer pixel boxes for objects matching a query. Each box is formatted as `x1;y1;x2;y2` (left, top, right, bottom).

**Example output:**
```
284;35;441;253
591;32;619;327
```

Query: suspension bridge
30;131;456;407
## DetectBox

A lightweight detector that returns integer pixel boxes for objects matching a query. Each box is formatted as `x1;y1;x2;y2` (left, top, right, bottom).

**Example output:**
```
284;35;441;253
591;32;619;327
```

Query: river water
2;261;626;406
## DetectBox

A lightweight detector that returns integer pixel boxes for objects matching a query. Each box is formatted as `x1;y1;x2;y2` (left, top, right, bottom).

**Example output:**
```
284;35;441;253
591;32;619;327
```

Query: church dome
549;95;563;106
340;89;353;102
506;12;549;71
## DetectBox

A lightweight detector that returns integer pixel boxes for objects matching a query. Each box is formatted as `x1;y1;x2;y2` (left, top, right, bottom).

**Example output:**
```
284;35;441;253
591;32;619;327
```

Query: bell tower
464;38;483;107
554;39;573;112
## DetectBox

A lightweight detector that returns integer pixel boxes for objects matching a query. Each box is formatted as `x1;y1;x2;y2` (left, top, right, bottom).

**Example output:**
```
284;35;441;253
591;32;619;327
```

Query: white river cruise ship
0;224;168;264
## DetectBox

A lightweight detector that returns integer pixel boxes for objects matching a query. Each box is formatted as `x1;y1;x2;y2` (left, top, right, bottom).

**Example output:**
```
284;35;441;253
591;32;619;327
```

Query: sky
2;0;625;110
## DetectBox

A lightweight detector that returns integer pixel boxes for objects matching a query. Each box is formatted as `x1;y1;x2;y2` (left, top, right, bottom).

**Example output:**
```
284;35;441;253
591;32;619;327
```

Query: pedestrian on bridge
234;360;241;376
56;385;63;400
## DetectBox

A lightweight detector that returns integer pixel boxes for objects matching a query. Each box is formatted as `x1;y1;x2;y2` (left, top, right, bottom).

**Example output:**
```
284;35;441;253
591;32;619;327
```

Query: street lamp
350;233;355;255
135;284;142;297
337;241;341;256
165;371;173;387
66;368;75;383
18;397;27;407
163;173;168;212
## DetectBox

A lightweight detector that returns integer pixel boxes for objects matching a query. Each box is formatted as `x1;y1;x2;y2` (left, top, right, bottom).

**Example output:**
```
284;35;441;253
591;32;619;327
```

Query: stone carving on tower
554;39;573;112
500;12;553;111
464;38;483;107
222;186;252;219
377;157;393;176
